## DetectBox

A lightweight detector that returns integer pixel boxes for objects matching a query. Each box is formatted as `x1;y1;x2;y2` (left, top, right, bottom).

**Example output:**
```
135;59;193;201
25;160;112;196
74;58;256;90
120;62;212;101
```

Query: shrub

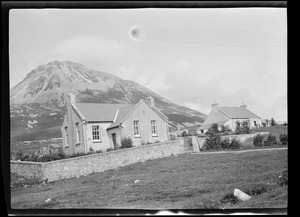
253;134;265;147
220;125;231;135
235;121;243;134
89;147;95;153
230;138;241;150
204;133;222;150
241;121;251;134
220;193;239;204
107;148;113;152
95;149;103;153
181;131;188;137
279;133;288;145
263;134;277;146
220;138;231;150
245;184;268;196
15;149;24;160
277;170;288;186
120;136;133;149
270;118;276;126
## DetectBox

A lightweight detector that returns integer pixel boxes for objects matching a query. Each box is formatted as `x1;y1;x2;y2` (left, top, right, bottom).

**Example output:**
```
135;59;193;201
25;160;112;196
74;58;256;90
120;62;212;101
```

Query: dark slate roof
219;107;260;119
75;103;131;122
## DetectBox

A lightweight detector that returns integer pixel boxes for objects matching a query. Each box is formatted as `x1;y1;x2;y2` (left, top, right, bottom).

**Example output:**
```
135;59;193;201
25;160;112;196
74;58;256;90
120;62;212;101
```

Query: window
92;125;101;141
254;121;257;126
151;120;157;136
64;127;69;146
133;121;140;136
75;123;80;143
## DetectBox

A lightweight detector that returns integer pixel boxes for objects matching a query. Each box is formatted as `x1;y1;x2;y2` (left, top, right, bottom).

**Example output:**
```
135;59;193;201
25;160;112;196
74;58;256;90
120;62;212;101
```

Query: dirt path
191;147;287;155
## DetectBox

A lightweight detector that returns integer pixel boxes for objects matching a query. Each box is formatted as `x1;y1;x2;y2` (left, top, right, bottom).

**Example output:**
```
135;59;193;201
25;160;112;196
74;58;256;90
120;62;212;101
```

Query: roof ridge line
218;107;232;118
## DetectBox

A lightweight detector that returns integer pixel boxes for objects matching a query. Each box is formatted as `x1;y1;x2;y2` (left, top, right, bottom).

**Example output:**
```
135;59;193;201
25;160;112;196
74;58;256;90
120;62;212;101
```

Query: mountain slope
10;61;207;142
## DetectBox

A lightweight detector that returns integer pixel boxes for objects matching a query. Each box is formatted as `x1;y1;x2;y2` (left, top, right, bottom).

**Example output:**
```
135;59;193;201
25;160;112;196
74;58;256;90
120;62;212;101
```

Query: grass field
11;148;287;210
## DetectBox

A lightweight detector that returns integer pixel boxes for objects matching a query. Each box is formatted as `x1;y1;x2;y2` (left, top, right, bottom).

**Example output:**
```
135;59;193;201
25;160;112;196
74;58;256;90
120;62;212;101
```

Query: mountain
10;61;207;142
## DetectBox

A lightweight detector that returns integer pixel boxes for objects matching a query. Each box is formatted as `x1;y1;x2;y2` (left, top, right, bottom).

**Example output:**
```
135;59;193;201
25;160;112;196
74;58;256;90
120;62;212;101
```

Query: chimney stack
240;103;247;109
211;102;219;110
147;96;155;107
68;93;76;106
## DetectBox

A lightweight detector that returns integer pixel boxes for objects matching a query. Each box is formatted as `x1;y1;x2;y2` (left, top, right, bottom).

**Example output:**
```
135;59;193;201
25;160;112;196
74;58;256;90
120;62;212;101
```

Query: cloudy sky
9;8;287;121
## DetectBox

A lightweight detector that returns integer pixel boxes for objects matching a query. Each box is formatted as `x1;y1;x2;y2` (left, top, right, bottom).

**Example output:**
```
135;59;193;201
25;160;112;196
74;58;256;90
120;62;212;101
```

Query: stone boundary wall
11;139;189;182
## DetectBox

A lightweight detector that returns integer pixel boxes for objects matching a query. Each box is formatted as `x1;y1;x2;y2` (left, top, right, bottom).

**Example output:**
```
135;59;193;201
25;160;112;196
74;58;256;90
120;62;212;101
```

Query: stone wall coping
10;160;44;165
10;140;178;165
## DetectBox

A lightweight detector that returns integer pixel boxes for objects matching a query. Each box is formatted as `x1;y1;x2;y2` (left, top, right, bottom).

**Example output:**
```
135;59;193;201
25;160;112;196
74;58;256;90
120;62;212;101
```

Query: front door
112;133;117;149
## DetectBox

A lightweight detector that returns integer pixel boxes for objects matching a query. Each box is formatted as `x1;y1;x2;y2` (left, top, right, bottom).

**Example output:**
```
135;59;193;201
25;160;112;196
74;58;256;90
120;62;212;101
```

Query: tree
270;118;276;126
181;131;188;137
220;125;231;135
235;121;242;134
206;123;219;136
204;123;221;150
241;121;251;134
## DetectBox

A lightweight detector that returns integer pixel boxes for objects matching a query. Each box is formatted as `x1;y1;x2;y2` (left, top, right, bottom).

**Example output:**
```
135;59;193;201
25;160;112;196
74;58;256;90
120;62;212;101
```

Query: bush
89;147;95;153
263;134;277;146
107;148;113;152
120;136;133;149
230;138;241;150
204;133;222;150
279;133;288;145
270;118;276;126
235;121;242;134
277;170;288;186
95;149;103;153
220;193;239;204
181;131;188;137
220;138;231;150
241;121;251;134
220;125;231;135
15;149;24;160
253;134;265;147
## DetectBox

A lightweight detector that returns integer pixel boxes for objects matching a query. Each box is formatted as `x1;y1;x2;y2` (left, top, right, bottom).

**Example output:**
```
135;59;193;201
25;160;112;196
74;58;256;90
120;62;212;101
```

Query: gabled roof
198;105;260;130
106;104;136;129
75;103;130;122
73;100;168;129
219;107;260;119
106;100;169;130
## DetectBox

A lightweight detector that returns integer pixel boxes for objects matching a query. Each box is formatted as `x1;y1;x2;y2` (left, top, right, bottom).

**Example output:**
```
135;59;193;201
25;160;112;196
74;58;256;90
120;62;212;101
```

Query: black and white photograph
6;1;287;215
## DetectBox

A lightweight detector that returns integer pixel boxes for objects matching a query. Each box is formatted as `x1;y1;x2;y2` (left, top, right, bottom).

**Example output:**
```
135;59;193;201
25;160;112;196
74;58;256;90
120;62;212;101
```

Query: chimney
211;102;219;111
68;93;76;106
147;96;155;107
240;103;247;109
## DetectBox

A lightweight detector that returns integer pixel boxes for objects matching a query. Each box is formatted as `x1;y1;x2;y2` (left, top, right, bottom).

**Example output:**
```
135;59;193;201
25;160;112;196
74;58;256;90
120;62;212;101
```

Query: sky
9;8;287;122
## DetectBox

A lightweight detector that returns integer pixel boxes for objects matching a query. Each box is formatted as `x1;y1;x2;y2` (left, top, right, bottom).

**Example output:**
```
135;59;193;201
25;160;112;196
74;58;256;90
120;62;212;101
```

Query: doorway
112;133;117;149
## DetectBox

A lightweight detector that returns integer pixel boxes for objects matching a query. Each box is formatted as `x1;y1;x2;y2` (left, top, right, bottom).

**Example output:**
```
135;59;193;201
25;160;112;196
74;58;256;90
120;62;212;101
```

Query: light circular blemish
129;26;141;40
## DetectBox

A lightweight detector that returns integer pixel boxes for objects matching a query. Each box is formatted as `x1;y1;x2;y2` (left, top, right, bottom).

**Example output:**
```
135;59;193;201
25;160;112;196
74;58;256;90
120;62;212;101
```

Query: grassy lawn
11;148;287;210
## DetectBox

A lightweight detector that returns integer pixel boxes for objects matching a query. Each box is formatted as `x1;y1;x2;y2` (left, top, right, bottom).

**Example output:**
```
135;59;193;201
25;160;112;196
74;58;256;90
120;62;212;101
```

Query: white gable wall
121;101;169;147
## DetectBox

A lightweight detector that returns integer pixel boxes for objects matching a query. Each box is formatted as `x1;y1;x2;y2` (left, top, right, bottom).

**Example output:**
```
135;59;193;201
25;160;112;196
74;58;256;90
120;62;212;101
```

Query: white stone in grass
234;188;252;201
133;179;140;184
45;198;52;203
